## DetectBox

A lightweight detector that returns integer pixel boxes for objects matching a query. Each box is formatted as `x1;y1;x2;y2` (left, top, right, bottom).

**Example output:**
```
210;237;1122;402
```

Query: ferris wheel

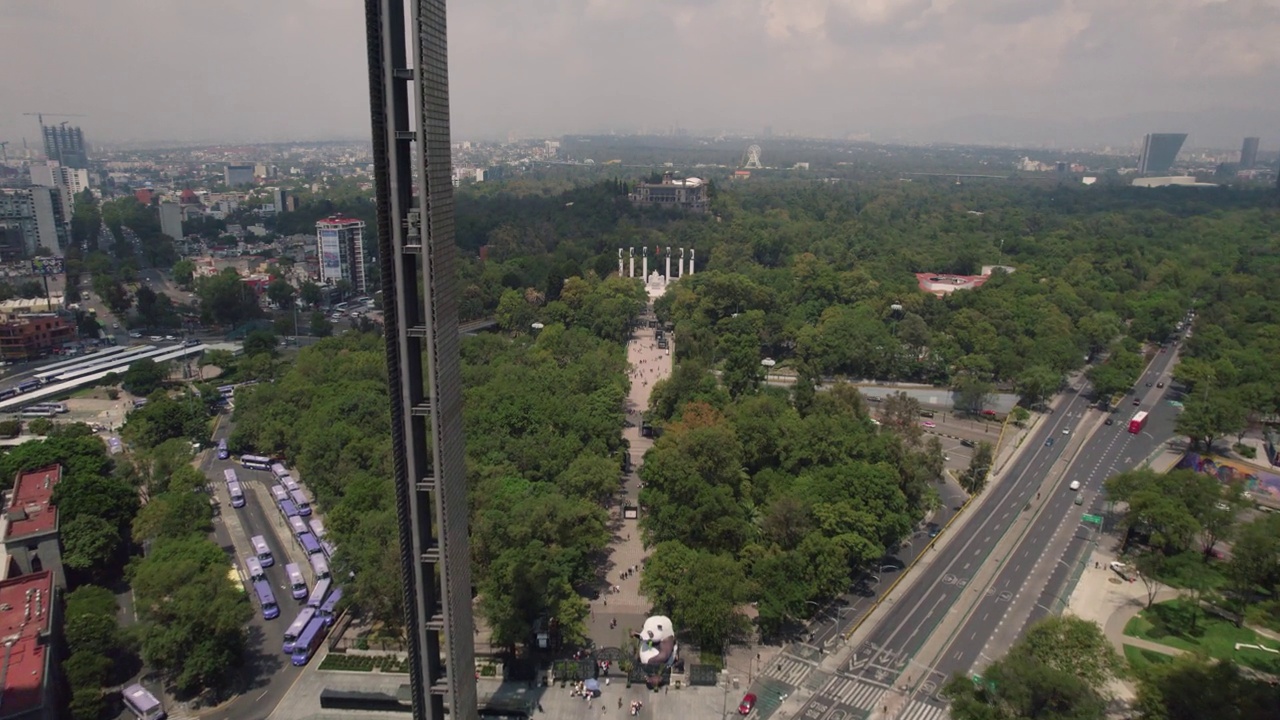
743;144;763;169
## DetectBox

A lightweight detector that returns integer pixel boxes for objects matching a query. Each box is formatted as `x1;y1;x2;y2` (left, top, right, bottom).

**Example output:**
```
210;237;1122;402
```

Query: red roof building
914;272;994;297
0;570;57;720
2;466;64;589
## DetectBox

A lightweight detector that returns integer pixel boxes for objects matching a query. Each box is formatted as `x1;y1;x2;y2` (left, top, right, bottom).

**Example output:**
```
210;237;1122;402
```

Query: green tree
122;358;167;396
960;441;994;494
555;454;620;506
242;329;278;357
1174;395;1245;451
128;535;251;694
1015;365;1061;407
1133;654;1280;720
132;489;213;543
495;288;537;333
195;267;261;327
1224;515;1280;625
171;259;196;289
309;310;333;337
60;515;122;584
719;331;763;399
299;280;323;307
266;278;295;308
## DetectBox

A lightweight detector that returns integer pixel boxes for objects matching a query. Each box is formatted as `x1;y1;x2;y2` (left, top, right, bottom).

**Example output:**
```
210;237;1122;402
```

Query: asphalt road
198;418;307;720
780;351;1180;720
926;348;1182;689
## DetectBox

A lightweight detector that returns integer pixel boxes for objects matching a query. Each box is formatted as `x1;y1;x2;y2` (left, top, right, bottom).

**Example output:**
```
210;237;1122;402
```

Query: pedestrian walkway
586;322;672;645
819;674;887;710
760;654;816;685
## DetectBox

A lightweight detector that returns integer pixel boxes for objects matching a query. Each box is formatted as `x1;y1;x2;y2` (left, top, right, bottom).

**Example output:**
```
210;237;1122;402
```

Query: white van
1068;480;1081;491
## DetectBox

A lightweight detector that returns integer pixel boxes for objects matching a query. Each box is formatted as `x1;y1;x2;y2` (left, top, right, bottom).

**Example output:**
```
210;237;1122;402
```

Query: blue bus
288;515;309;537
241;454;272;470
253;579;280;620
282;477;300;493
299;532;323;556
317;587;343;626
270;485;289;504
217;384;235;398
306;578;332;609
244;555;266;583
307;518;327;539
216;438;229;460
321;539;337;559
223;468;237;485
282;607;317;654
290;617;328;666
290;489;312;517
227;480;245;508
0;388;16;401
16;379;42;393
309;554;330;582
285;562;308;600
279;499;299;519
250;535;274;568
271;463;291;482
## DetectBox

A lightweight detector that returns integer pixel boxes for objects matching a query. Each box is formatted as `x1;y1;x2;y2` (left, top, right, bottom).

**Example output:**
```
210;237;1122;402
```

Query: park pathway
586;321;672;649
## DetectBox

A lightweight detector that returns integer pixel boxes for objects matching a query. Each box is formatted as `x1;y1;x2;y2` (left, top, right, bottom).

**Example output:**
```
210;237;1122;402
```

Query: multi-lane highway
923;348;1181;700
779;347;1181;720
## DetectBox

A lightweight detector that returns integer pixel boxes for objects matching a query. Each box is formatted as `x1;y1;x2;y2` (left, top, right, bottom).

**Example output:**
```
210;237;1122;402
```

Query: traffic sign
1082;514;1103;525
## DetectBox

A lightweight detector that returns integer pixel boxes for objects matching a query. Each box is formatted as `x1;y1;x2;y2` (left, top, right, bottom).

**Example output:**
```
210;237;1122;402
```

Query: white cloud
0;0;1276;146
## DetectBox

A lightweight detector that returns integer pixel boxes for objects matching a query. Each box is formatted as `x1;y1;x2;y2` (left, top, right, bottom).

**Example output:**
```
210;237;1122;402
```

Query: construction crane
22;112;86;126
0;142;8;163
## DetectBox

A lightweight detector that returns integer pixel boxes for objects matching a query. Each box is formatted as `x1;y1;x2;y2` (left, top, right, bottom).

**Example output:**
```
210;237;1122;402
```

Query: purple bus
282;607;317;654
253;579;280;620
285;562;308;600
290;617;328;666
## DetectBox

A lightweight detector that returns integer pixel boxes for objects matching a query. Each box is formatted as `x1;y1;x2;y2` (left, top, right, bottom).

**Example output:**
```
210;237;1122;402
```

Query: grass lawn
1125;600;1280;674
1123;644;1174;672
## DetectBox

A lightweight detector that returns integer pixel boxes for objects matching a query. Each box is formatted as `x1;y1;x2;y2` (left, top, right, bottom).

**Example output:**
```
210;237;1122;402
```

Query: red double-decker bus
1129;411;1149;434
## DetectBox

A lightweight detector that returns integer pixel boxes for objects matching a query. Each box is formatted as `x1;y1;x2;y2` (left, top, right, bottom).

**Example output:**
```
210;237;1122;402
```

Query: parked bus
132;398;148;409
24;402;67;414
244;555;266;583
299;532;323;556
223;468;238;485
227;480;245;509
320;538;337;559
285;562;309;600
309;553;330;582
282;607;317;654
306;578;332;609
1128;410;1149;434
241;454;272;470
0;388;16;401
250;535;274;568
121;683;167;720
289;515;309;537
16;379;42;393
290;489;312;516
290;616;328;666
271;463;292;482
279;499;299;519
253;579;280;620
216;438;229;460
307;518;327;539
217;384;235;398
270;484;289;504
317;586;343;626
20;409;57;419
282;477;300;493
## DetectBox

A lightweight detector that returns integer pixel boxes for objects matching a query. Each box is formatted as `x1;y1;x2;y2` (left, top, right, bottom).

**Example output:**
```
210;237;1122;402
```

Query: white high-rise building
159;202;182;241
0;187;68;259
316;215;369;294
29;162;89;229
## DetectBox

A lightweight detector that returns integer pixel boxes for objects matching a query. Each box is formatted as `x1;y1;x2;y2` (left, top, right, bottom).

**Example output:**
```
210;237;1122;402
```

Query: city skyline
1;1;1278;149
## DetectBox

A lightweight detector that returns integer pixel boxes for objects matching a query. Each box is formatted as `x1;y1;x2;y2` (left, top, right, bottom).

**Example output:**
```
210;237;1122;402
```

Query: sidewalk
585;322;670;648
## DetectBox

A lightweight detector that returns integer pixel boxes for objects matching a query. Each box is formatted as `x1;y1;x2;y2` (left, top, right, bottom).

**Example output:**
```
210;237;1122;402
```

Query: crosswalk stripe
899;699;948;720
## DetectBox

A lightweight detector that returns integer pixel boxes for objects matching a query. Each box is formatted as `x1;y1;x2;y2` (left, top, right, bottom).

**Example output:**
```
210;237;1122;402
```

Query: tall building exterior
224;164;255;187
41;124;87;169
1137;133;1188;175
315;216;368;294
367;0;478;716
0;315;77;361
29;162;89;228
159;202;183;241
0;570;58;720
0;188;68;259
1240;137;1260;169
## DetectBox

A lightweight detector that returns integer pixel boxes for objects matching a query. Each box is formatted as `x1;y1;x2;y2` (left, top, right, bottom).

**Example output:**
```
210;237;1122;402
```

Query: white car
1062;428;1070;435
1069;480;1081;491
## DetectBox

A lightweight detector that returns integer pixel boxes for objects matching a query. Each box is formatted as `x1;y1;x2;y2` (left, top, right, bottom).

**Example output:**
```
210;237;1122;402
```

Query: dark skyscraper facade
41;124;88;169
366;0;478;718
1138;133;1187;175
1240;137;1260;169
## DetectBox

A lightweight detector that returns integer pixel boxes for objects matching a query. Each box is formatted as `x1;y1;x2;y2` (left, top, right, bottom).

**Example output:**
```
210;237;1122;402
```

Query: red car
739;693;757;715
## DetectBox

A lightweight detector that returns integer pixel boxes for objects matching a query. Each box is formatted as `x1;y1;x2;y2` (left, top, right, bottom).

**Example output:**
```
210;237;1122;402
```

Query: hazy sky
2;0;1277;149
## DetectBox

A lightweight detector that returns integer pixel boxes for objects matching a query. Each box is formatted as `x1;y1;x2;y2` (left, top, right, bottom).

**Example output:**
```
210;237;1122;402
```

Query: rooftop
0;570;54;718
316;215;365;228
3;466;61;542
